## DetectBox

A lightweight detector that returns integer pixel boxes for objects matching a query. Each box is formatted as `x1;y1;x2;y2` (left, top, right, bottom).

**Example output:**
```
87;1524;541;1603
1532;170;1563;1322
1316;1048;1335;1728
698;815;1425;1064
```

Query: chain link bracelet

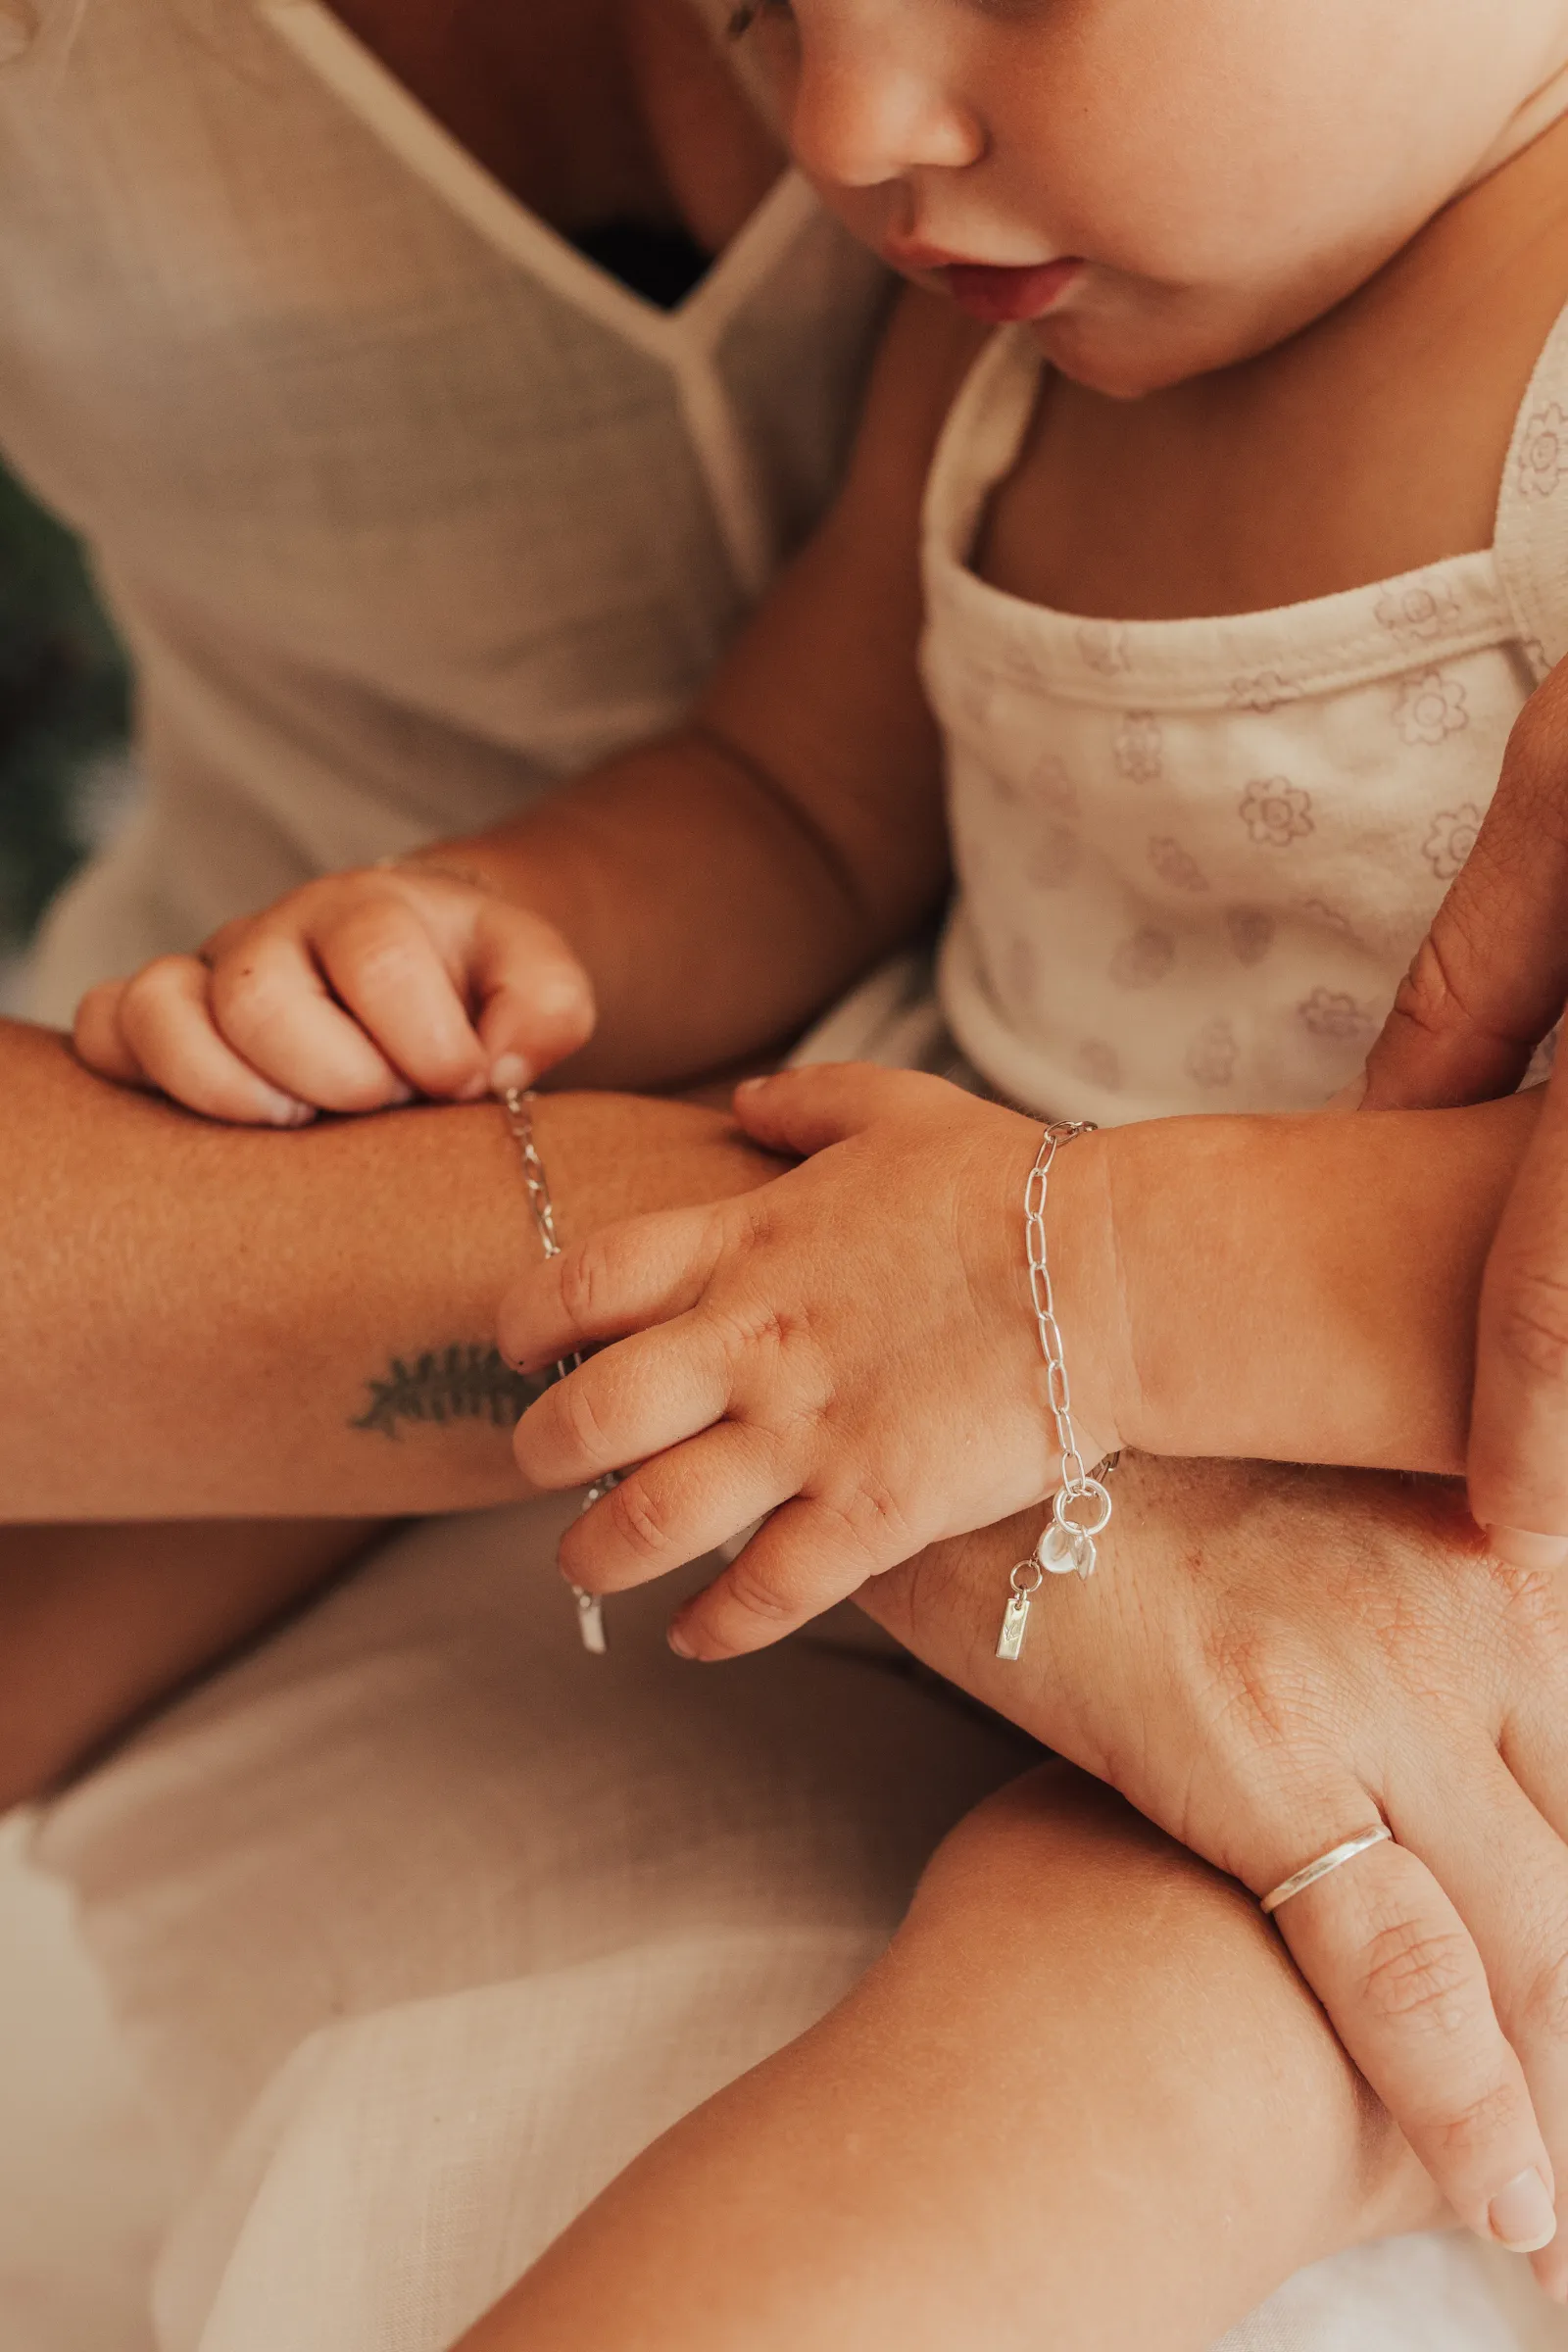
499;1084;614;1657
997;1120;1117;1664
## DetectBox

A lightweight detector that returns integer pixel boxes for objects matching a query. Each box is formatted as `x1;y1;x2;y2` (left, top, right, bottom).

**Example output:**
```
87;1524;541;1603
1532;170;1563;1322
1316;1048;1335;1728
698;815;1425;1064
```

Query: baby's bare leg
457;1762;1437;2352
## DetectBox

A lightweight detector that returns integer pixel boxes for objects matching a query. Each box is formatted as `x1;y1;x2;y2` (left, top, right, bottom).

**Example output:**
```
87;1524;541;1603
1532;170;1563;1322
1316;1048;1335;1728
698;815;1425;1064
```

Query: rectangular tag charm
574;1590;609;1657
996;1591;1031;1663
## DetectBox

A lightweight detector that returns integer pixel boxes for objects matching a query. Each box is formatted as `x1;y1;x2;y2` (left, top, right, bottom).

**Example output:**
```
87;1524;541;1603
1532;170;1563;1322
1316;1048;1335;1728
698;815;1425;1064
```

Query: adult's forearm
1;1024;782;1519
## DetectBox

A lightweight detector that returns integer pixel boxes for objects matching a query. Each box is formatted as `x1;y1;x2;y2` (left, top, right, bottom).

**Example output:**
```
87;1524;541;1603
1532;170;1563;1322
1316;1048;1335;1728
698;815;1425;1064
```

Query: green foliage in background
0;465;128;946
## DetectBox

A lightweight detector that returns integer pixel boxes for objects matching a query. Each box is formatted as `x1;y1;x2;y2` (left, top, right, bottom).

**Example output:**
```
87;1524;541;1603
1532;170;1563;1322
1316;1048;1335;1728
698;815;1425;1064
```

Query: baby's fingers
467;901;595;1091
498;1204;732;1375
668;1488;916;1661
559;1423;790;1596
512;1310;735;1492
74;960;316;1126
211;933;413;1113
318;899;493;1102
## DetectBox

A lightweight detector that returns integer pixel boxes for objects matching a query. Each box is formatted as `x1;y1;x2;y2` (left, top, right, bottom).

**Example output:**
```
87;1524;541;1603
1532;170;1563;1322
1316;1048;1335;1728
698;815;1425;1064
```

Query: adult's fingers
468;902;595;1091
1390;1747;1568;2295
1469;1056;1568;1568
79;958;316;1125
1358;668;1568;1111
496;1203;732;1375
511;1311;739;1493
558;1423;790;1596
1260;1816;1556;2255
209;931;413;1112
667;1484;916;1660
318;899;491;1101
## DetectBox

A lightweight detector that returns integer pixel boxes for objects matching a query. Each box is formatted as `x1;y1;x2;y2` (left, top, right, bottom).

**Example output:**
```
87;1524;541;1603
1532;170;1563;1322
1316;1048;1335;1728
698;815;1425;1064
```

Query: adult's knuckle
1490;1263;1568;1387
1426;2078;1526;2169
1517;1945;1568;2051
814;1477;917;1572
1357;1914;1478;2035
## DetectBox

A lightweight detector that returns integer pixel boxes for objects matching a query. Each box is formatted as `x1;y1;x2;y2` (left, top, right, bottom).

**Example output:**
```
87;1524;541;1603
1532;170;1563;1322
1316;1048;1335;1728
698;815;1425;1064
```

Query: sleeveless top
926;318;1568;1127
0;0;889;1020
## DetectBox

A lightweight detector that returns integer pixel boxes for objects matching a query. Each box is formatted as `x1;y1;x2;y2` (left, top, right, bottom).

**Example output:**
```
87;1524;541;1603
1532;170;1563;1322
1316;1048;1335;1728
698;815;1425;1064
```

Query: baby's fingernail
667;1623;697;1659
1488;2169;1558;2253
457;1072;490;1102
1325;1070;1368;1112
1487;1528;1568;1573
490;1054;533;1095
734;1076;768;1098
267;1096;317;1127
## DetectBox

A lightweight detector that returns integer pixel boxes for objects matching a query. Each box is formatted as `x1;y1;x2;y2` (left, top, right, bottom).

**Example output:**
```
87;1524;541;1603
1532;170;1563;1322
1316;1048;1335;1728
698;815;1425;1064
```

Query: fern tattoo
352;1344;545;1440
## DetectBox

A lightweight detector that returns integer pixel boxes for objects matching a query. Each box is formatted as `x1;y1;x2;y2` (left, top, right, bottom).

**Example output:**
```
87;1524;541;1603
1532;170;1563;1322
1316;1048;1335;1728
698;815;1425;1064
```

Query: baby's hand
497;1065;1121;1661
74;863;596;1124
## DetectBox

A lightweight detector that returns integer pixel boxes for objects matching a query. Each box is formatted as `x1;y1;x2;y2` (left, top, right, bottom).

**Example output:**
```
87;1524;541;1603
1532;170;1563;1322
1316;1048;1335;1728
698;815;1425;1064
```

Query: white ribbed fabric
0;0;888;1017
927;314;1568;1126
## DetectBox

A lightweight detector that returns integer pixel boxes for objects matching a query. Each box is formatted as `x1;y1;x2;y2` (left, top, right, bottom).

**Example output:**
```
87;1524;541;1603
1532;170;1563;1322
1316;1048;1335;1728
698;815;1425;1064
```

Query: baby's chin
1026;289;1301;401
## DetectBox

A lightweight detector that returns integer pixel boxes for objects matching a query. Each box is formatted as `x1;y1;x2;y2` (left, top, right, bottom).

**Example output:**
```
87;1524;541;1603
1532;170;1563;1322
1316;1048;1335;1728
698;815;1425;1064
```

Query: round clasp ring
1054;1477;1113;1540
1009;1556;1046;1599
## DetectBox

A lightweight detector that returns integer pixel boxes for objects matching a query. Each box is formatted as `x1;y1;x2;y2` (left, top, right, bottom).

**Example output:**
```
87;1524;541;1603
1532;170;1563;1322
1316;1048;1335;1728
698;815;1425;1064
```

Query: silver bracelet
997;1121;1117;1664
498;1084;612;1657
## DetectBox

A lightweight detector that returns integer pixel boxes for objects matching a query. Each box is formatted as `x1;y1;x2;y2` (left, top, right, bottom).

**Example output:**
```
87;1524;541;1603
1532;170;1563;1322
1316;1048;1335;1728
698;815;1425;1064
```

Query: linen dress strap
1494;297;1568;678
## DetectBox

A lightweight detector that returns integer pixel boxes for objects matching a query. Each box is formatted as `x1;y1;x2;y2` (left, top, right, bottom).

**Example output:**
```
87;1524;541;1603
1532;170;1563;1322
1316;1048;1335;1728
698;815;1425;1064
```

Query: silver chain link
499;1085;614;1656
997;1121;1117;1663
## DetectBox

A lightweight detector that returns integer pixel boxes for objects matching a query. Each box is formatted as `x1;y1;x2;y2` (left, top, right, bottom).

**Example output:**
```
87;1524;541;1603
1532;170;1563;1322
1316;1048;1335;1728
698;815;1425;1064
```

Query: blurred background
0;461;129;1004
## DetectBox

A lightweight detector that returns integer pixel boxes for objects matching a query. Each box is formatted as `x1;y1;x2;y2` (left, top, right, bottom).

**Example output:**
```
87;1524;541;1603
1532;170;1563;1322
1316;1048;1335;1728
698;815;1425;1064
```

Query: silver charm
997;1467;1118;1662
572;1586;609;1656
996;1547;1045;1660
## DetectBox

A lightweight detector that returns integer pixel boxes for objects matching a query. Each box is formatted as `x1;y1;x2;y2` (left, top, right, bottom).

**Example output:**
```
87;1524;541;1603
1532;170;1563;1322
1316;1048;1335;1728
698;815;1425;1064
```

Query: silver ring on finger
1260;1822;1394;1917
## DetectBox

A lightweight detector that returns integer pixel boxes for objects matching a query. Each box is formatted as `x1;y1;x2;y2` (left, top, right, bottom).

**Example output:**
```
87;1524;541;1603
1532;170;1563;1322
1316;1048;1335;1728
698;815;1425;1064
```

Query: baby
77;0;1568;2326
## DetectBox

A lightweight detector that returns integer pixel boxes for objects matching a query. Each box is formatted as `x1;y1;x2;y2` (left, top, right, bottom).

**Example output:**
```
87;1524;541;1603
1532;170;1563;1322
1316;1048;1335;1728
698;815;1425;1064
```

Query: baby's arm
75;292;982;1119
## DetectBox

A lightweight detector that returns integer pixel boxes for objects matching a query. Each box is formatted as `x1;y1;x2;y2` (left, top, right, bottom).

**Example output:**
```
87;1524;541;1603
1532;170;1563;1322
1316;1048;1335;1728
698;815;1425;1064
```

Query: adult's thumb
1358;667;1568;1110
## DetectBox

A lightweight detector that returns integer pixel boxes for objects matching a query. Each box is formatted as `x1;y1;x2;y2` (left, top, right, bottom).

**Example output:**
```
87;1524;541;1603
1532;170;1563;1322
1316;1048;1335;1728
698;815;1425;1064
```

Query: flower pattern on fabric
1026;821;1081;891
1225;907;1276;966
1229;670;1301;715
1423;804;1483;880
1075;621;1131;677
1114;710;1164;787
1519;403;1568;499
1076;1039;1122;1092
1185;1018;1238;1088
1149;836;1209;893
1108;926;1176;989
1296;895;1358;942
1298;988;1373;1043
1029;754;1080;816
1395;670;1468;747
1374;577;1461;645
1240;777;1313;847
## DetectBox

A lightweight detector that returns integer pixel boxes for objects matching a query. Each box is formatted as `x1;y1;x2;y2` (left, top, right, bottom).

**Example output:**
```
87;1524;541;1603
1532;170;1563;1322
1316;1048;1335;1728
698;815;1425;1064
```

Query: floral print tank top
925;317;1568;1125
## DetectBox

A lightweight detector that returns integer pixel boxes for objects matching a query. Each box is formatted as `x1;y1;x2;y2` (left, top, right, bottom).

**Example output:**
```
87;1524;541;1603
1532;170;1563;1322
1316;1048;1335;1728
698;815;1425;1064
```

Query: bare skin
460;1453;1568;2351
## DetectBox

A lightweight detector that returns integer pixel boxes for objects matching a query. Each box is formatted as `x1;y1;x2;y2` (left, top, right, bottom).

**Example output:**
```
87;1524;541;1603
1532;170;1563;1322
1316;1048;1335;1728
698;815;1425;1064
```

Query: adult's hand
860;1453;1568;2293
1353;661;1568;1569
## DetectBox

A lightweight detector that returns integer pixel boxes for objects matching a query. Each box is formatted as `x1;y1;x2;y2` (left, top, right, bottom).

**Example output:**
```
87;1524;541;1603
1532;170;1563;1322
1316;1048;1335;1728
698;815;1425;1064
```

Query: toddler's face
739;0;1568;394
